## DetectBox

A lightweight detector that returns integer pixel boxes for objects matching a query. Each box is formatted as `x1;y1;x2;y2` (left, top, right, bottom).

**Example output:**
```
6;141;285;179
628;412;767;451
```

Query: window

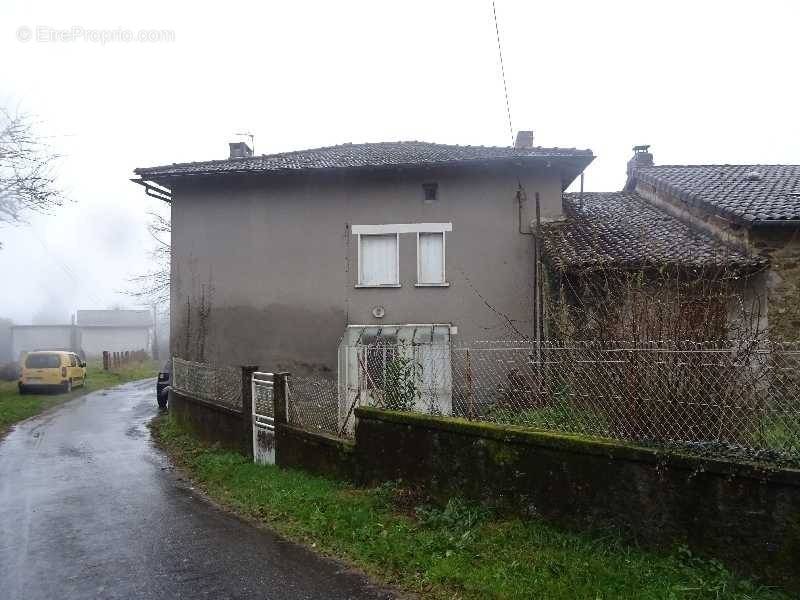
25;353;61;368
358;233;399;286
417;232;446;285
422;182;438;203
353;223;451;288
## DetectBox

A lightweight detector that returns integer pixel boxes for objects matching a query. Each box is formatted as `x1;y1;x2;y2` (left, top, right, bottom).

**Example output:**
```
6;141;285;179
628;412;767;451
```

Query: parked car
18;350;87;394
156;359;172;409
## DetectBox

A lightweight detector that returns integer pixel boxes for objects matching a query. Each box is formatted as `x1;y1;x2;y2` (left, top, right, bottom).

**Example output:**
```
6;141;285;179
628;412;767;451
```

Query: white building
11;325;78;361
76;310;153;358
10;309;154;361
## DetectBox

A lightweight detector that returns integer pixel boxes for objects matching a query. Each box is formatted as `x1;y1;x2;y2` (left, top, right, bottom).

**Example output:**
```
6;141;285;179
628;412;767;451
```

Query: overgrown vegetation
382;343;421;412
153;414;790;600
0;360;158;436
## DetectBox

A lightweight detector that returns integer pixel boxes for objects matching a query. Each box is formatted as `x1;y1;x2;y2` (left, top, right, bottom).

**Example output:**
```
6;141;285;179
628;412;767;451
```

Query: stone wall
351;407;800;592
753;228;800;340
275;424;356;481
635;179;800;340
169;389;250;456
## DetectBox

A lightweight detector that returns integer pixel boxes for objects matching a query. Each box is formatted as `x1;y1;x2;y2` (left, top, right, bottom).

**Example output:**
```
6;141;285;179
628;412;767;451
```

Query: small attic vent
744;171;764;181
422;182;439;203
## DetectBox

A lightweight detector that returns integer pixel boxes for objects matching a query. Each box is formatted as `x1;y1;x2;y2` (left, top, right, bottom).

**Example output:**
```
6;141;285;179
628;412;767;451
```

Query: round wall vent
372;305;386;319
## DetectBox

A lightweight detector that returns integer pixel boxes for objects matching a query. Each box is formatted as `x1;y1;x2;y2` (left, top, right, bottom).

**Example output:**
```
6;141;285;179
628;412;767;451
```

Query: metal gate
251;372;275;465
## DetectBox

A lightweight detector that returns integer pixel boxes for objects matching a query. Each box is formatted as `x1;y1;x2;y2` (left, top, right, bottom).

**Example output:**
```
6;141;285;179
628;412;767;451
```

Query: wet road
0;380;395;600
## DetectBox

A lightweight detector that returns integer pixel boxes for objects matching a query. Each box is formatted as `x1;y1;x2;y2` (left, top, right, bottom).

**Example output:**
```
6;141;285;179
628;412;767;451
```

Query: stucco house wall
169;164;563;372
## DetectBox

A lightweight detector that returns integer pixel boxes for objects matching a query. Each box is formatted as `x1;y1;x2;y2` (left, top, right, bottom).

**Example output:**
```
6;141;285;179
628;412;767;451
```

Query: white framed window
352;223;451;289
357;233;399;287
417;231;447;286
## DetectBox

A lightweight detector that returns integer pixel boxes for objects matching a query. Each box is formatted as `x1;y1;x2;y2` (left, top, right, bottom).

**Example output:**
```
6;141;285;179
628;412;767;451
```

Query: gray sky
1;0;798;324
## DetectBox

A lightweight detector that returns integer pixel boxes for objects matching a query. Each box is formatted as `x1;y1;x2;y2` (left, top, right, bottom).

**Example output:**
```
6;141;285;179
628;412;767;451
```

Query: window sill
415;282;450;287
354;284;402;289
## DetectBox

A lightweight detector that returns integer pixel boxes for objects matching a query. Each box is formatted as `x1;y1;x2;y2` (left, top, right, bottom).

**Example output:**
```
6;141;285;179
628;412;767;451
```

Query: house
76;309;154;357
133;134;594;412
11;324;80;362
10;309;154;361
539;147;799;341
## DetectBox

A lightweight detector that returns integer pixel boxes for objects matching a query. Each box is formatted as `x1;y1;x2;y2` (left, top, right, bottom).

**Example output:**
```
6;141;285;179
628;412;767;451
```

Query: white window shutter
418;232;444;284
360;234;397;285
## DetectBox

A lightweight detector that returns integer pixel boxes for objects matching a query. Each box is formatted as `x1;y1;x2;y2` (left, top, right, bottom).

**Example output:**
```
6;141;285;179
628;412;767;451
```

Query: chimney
624;144;654;191
229;141;253;159
514;130;534;149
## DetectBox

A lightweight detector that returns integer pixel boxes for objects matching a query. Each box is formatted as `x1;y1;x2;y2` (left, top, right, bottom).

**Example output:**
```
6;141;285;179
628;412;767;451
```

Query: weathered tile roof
135;141;593;185
540;192;765;274
633;164;800;225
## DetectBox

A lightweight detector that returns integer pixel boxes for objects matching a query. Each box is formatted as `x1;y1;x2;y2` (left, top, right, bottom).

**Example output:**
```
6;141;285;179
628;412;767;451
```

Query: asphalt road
0;380;396;600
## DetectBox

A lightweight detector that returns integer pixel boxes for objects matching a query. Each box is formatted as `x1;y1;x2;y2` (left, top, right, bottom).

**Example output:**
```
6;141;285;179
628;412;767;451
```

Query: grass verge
152;414;790;600
0;360;159;436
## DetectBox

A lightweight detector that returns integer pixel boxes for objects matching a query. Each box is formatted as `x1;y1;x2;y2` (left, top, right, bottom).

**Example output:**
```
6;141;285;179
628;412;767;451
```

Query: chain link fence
448;340;800;465
284;340;800;464
172;357;243;411
287;375;341;437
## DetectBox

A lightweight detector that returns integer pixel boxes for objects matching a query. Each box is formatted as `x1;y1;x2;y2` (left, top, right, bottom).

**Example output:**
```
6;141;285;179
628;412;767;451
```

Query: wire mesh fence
448;340;800;465
172;357;243;411
287;374;341;437
285;340;800;464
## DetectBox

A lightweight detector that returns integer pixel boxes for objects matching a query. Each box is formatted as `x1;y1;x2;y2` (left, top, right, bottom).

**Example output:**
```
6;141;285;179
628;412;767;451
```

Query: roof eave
134;154;595;186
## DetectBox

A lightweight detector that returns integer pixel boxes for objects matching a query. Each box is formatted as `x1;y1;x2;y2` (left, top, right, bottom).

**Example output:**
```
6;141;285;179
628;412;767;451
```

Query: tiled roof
135;141;593;182
76;309;152;328
632;164;800;225
540;192;765;274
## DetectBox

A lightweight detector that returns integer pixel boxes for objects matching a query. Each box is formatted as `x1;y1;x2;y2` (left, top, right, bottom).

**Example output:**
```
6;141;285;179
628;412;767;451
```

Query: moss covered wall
169;390;249;456
275;424;356;481
353;407;800;592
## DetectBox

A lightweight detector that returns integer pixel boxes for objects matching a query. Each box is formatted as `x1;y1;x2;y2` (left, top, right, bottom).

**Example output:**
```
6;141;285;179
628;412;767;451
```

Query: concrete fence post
273;372;291;426
239;365;259;457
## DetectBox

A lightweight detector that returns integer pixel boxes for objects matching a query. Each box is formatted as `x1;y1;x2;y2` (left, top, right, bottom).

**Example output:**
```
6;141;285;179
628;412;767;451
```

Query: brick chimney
514;130;534;149
229;141;253;159
624;145;653;191
627;145;653;177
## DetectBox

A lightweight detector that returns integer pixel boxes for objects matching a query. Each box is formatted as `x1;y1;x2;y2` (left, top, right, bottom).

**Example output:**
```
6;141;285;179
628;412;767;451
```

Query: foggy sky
1;0;798;324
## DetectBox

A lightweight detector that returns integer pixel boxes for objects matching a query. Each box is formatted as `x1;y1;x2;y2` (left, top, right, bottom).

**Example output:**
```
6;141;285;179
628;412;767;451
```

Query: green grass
0;360;159;436
153;415;791;600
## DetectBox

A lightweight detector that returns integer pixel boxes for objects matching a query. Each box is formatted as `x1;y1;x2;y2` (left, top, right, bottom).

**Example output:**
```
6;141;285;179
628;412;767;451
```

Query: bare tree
128;210;170;305
0;108;62;236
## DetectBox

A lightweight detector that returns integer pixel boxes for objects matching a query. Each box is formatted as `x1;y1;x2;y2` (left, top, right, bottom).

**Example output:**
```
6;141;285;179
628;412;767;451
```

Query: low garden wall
353;407;800;592
275;424;357;481
169;389;250;456
166;366;800;592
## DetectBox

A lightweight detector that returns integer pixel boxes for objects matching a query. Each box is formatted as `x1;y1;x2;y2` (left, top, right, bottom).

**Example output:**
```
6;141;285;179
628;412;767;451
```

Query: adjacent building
10;309;154;361
76;310;154;357
539;147;799;341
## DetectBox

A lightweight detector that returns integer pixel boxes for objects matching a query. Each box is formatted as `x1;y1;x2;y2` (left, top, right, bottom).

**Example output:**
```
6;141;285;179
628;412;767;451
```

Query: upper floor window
358;233;399;287
417;232;447;285
352;223;451;288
